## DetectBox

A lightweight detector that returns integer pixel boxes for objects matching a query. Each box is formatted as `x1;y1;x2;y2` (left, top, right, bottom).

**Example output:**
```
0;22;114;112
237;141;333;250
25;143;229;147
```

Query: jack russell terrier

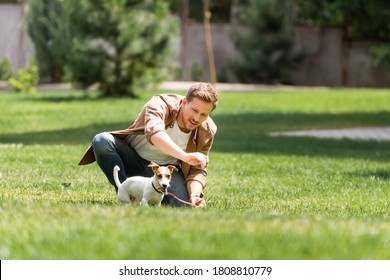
113;162;178;206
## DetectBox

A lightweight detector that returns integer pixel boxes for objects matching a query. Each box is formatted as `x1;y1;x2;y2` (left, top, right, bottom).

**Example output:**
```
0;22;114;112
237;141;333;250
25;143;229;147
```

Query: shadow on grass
351;170;390;180
214;134;390;161
0;122;130;145
1;111;390;161
211;111;390;161
23;90;102;103
25;90;145;103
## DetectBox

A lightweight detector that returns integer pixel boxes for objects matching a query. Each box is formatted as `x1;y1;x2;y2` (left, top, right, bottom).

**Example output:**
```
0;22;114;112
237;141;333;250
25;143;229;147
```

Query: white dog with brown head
113;162;178;206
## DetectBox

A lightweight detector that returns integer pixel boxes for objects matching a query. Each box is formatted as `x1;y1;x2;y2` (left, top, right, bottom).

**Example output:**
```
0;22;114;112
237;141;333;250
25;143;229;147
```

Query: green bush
230;0;306;84
7;65;39;94
0;57;13;80
190;63;203;81
26;0;177;96
26;0;73;83
370;44;390;69
64;0;178;97
65;40;106;90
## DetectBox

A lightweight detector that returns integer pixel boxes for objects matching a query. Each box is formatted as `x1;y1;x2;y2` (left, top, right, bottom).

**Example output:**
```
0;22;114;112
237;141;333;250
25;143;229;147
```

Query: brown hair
186;83;219;111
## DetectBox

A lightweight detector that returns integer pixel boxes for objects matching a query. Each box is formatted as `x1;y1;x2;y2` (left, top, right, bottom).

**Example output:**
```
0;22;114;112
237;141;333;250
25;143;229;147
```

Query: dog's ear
167;165;178;173
148;161;160;171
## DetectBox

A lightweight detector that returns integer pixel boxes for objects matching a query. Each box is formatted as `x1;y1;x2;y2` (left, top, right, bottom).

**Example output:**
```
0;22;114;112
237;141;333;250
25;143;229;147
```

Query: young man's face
177;97;214;133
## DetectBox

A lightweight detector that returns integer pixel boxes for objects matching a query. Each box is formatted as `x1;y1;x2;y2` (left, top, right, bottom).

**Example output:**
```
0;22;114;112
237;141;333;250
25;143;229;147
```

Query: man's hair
186;83;219;111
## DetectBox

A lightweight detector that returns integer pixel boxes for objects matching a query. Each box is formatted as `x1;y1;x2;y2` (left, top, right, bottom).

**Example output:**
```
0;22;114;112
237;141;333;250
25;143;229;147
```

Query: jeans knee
92;132;113;152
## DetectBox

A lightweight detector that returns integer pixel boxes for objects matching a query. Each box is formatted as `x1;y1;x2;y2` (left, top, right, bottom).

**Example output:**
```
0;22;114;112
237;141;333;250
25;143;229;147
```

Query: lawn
0;88;389;259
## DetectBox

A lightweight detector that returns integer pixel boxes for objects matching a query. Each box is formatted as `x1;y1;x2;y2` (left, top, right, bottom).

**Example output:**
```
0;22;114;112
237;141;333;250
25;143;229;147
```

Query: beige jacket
79;94;217;189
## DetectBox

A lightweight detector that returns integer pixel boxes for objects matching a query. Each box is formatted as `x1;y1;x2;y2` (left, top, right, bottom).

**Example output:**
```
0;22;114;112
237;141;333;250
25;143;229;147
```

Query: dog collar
152;181;164;194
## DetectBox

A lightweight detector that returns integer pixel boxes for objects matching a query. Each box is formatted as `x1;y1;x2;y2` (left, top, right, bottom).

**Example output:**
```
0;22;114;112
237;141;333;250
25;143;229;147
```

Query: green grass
0;88;389;259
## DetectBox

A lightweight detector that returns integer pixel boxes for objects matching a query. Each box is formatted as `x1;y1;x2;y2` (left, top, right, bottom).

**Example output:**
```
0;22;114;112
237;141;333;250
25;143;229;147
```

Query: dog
113;162;178;206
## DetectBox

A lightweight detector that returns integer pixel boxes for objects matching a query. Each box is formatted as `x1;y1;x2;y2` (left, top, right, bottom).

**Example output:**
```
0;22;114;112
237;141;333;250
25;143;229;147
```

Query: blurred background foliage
26;0;177;97
228;0;306;84
1;0;389;96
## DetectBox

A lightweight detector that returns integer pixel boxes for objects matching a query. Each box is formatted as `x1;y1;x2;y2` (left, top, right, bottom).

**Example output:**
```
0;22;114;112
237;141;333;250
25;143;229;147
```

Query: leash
153;181;194;207
152;180;202;207
166;192;194;207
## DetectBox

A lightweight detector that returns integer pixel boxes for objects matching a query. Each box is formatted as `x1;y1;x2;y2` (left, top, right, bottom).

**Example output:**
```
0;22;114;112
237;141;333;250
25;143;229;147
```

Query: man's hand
182;152;208;169
190;195;206;208
150;132;208;168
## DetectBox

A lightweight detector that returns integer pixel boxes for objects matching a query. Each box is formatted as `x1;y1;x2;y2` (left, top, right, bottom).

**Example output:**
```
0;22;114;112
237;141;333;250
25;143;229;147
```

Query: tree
26;0;73;83
229;0;306;84
295;0;390;71
64;0;178;97
371;45;390;70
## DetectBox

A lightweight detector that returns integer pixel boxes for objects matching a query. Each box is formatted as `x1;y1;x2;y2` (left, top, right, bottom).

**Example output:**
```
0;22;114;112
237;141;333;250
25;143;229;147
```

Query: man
79;83;219;208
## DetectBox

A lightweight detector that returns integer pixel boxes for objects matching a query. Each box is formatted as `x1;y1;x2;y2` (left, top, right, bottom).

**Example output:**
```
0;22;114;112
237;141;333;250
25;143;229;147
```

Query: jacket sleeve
142;95;172;144
184;137;215;189
184;120;217;189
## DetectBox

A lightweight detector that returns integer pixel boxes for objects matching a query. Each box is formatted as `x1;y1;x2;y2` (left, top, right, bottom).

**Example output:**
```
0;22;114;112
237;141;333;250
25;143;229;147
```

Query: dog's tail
113;165;122;189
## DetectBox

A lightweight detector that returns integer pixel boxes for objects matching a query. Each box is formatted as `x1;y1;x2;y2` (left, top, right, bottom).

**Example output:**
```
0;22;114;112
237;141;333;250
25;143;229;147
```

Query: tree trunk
203;0;216;85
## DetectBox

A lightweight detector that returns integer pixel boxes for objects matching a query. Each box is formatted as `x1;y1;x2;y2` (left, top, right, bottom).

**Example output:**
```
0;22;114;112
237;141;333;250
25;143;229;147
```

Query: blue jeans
91;132;190;207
